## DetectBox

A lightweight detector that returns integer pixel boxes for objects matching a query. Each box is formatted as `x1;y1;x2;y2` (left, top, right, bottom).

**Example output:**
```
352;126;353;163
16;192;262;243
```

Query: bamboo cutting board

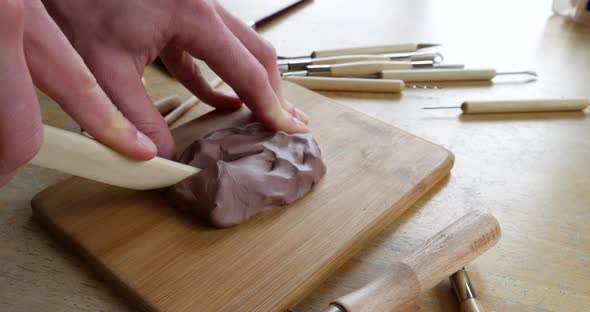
31;82;453;312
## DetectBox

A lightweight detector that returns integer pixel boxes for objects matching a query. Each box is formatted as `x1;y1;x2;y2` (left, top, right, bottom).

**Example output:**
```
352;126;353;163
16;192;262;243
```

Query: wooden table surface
1;0;589;311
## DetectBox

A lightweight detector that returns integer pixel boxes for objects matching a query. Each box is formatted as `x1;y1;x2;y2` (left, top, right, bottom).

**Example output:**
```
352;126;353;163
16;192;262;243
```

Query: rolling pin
380;69;537;82
422;99;590;114
30;125;200;190
321;210;501;312
284;76;405;93
311;43;439;58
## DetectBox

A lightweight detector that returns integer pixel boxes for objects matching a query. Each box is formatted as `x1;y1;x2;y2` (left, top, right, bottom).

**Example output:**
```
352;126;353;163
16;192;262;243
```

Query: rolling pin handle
327;211;501;312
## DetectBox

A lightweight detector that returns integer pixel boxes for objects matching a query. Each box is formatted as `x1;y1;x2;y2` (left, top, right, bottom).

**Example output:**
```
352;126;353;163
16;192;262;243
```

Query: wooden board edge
29;84;456;311
30;150;454;312
30;197;158;312
282;150;455;310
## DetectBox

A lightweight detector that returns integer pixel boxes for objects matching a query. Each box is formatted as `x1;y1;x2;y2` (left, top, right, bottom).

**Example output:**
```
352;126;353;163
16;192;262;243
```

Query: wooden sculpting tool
283;76;441;92
278;43;440;60
282;61;462;78
318;210;500;312
450;269;486;312
164;95;199;125
422;99;590;114
380;68;538;82
163;76;225;126
279;51;443;72
283;76;406;93
154;94;181;115
30;125;200;190
311;43;440;58
246;0;312;29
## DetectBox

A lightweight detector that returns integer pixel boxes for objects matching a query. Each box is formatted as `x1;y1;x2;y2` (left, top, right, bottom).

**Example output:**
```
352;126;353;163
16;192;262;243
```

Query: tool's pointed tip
417;43;441;49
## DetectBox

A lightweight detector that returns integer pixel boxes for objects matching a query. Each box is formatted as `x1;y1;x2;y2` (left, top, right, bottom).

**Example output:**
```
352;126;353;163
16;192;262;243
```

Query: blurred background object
553;0;590;25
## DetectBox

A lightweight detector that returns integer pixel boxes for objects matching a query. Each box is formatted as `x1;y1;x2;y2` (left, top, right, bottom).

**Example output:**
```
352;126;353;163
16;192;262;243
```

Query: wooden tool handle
164;96;199;125
380;69;497;82
311;55;391;65
311;44;418;58
154;94;181;115
318;61;412;77
30;125;199;190
284;76;404;93
461;99;590;114
327;210;501;312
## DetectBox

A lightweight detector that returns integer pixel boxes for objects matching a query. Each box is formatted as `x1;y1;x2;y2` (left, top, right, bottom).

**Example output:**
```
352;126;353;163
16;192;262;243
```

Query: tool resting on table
380;69;537;82
279;52;443;72
30;125;199;190
284;76;405;93
423;99;590;114
284;61;462;78
321;210;500;312
311;43;439;58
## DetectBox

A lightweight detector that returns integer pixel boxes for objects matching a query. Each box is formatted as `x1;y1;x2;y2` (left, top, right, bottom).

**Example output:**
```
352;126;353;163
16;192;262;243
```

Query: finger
160;44;242;109
0;0;43;186
213;2;309;124
175;1;308;133
83;48;176;159
0;171;18;187
22;0;157;160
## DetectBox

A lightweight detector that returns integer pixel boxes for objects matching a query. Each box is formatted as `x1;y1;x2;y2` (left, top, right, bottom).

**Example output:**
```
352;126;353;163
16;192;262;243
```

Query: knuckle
247;63;271;91
257;39;278;70
0;0;24;29
0;0;24;18
186;0;217;19
67;67;101;99
0;123;43;173
133;120;175;158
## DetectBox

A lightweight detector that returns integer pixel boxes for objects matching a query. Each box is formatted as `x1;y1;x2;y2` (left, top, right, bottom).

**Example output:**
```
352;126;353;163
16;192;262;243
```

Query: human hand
0;0;308;187
0;0;158;187
43;0;310;157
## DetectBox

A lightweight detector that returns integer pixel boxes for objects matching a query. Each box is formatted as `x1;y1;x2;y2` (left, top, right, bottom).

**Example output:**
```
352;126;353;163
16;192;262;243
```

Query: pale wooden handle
461;99;590;114
380;69;497;81
284;77;404;93
154;94;182;115
331;210;501;312
312;44;418;58
320;62;412;77
30;125;199;190
164;96;199;125
311;55;391;65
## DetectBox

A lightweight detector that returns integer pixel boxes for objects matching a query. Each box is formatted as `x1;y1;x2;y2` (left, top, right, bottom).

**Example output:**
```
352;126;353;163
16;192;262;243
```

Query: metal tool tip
417;43;441;49
421;106;461;110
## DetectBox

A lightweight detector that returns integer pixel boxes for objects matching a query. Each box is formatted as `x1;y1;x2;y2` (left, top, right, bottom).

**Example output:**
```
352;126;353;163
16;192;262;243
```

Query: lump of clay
167;123;326;228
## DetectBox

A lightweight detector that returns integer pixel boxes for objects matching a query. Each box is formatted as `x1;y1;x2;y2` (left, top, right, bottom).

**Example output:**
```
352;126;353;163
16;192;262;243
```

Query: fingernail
294;107;310;124
137;131;157;155
223;91;239;98
292;115;310;132
281;98;309;124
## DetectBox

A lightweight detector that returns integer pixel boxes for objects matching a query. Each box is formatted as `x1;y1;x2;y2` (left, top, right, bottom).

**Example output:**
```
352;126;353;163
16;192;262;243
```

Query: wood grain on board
31;82;453;312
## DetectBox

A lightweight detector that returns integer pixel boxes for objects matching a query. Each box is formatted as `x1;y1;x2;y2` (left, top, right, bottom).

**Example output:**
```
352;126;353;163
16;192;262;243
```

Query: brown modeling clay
167;123;326;228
